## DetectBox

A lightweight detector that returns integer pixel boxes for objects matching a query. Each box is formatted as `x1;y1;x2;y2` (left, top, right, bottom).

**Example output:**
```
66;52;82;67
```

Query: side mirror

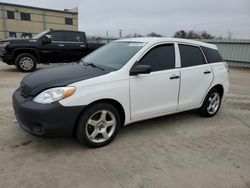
42;35;52;45
130;64;151;76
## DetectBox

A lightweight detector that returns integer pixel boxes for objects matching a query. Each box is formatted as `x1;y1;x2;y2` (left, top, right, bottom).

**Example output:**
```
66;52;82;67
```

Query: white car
13;38;229;147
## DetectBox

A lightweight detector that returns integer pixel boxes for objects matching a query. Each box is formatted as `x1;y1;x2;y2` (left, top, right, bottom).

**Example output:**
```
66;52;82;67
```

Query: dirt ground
0;63;250;188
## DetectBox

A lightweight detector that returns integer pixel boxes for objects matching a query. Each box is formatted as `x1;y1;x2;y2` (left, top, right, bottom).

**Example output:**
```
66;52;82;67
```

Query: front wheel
76;102;121;148
15;53;37;72
198;88;222;117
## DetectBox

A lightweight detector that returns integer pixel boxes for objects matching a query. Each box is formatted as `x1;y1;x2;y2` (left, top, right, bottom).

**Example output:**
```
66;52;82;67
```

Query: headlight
33;87;75;104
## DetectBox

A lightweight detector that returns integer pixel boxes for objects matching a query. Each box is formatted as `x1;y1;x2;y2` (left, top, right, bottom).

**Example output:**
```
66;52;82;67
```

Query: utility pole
119;29;122;38
106;30;109;43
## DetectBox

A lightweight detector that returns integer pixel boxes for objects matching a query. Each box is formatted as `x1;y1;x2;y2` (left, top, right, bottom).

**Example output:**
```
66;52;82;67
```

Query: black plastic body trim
12;89;85;137
170;75;180;79
204;70;212;74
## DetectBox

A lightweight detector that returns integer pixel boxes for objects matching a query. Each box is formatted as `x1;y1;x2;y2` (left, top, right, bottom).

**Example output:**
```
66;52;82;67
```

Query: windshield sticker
128;43;146;47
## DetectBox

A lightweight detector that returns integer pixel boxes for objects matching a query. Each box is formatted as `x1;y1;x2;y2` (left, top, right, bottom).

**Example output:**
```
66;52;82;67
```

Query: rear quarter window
201;46;223;63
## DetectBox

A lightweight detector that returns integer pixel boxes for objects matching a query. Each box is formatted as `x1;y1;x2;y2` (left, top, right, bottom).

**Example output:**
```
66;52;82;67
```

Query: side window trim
199;46;208;64
52;41;83;44
174;42;181;68
177;43;208;68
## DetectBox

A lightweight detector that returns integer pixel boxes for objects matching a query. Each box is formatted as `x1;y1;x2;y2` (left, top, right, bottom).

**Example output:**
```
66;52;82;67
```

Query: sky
2;0;250;39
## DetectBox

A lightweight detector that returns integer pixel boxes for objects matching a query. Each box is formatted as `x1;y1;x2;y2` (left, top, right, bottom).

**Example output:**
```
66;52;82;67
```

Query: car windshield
32;30;50;39
82;42;146;70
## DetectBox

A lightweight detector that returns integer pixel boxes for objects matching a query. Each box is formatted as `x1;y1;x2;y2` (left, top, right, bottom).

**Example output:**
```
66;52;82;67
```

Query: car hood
0;38;31;43
20;63;111;97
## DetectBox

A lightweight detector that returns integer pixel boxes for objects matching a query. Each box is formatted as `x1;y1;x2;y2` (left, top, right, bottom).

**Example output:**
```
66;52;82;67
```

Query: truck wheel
76;102;121;148
15;53;37;72
198;88;222;117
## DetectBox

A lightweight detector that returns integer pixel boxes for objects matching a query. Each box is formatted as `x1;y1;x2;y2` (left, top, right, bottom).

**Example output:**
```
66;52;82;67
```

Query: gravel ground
0;63;250;188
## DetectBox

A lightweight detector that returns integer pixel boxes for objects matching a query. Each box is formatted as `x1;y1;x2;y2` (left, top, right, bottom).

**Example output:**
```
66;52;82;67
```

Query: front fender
59;79;131;124
13;48;40;62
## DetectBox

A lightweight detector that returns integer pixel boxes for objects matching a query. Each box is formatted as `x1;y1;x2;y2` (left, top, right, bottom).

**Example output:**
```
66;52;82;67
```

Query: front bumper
0;46;13;64
12;89;85;137
0;54;14;64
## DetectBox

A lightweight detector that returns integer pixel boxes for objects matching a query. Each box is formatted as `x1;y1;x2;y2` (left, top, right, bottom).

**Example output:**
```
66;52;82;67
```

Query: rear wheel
15;53;37;72
76;102;121;148
198;88;222;117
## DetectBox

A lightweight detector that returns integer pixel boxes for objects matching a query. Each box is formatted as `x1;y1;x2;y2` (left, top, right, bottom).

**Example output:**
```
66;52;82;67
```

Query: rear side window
201;46;223;63
139;44;175;72
64;32;82;42
179;44;206;67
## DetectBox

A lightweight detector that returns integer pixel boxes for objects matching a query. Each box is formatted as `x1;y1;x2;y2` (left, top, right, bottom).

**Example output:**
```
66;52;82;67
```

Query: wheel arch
14;48;39;62
200;84;224;108
210;84;224;98
73;98;126;136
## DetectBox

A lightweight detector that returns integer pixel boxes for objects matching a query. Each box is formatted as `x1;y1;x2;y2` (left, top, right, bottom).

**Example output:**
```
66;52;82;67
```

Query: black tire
76;102;121;148
15;53;37;72
198;88;222;117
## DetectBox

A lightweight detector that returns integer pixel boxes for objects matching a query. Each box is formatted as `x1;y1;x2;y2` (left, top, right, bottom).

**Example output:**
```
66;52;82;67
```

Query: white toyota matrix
13;38;229;147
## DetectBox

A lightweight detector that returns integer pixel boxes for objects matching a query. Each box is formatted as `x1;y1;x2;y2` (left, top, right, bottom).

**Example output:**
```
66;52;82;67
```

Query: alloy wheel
207;92;220;115
19;57;34;71
85;110;116;143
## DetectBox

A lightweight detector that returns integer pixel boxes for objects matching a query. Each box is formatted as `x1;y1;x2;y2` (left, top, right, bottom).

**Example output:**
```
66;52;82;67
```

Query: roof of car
116;37;217;49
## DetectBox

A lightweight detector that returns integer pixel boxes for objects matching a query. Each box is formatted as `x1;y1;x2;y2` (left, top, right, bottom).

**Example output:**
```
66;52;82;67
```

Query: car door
178;44;214;111
62;31;87;61
39;31;65;63
129;43;180;121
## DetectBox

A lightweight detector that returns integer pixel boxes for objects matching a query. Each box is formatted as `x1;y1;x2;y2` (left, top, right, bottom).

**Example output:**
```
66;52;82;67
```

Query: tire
198;88;222;117
15;53;37;72
76;102;121;148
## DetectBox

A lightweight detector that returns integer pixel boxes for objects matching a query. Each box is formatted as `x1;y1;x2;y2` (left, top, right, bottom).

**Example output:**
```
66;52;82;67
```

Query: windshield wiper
82;61;105;71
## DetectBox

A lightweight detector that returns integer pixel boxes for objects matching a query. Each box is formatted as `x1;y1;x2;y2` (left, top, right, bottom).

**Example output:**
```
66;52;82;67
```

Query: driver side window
139;44;175;72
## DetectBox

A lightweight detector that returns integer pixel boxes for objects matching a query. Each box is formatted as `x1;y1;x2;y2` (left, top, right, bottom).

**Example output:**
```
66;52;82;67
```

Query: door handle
58;44;65;47
80;45;86;47
170;75;180;80
204;70;211;74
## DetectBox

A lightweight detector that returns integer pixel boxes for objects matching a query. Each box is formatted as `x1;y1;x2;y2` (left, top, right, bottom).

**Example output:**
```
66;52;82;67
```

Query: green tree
173;30;215;39
147;32;163;37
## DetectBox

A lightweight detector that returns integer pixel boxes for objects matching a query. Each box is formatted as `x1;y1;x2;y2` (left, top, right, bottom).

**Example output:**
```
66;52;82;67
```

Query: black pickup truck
0;30;103;72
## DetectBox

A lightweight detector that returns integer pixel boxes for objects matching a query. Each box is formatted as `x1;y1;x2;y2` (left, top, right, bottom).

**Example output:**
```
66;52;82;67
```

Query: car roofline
115;37;217;50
